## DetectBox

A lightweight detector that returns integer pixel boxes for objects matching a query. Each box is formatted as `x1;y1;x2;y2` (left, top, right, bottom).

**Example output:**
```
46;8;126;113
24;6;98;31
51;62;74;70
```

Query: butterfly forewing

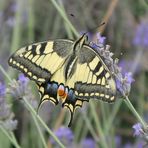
8;39;73;83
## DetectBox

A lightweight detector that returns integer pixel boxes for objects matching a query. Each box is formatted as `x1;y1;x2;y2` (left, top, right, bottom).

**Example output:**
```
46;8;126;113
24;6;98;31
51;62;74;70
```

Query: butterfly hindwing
8;39;73;83
36;81;87;127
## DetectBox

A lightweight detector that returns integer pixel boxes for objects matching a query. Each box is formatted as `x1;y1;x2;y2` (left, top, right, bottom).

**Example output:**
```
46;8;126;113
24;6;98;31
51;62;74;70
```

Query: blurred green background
0;0;148;148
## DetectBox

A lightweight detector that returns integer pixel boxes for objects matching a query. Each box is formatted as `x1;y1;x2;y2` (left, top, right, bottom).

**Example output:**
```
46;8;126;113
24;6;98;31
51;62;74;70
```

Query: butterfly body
8;33;117;126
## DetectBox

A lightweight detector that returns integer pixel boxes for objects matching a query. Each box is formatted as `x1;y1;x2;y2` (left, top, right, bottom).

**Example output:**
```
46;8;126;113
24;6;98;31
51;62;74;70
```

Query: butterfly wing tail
62;98;88;127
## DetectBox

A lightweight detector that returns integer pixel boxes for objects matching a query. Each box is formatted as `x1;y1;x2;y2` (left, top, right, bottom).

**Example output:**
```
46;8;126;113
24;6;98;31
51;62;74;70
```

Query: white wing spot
105;95;110;99
28;45;32;50
9;58;12;63
13;61;16;65
110;96;115;101
79;93;83;96
100;94;104;97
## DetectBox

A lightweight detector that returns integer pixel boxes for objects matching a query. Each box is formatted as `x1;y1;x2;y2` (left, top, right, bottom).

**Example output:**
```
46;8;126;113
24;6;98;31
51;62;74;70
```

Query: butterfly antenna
70;13;75;17
69;13;105;35
85;22;105;35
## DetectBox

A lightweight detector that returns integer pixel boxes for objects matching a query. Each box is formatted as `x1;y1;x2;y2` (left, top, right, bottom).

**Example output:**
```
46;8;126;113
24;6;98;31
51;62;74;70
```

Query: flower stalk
125;96;146;128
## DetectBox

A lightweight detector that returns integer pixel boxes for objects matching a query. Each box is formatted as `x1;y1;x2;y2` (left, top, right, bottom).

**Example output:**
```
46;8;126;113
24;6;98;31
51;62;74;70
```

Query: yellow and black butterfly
8;33;117;126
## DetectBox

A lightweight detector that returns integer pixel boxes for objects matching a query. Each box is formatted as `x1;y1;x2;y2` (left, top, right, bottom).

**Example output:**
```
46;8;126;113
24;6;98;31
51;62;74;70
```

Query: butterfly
8;33;117;126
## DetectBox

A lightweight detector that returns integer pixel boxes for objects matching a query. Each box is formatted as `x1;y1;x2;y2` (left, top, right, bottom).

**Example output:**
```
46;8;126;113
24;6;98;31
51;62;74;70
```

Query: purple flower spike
115;135;121;147
0;81;17;131
132;123;143;136
8;74;37;109
125;73;134;85
132;123;148;145
133;20;148;48
50;126;74;146
81;138;96;148
0;82;6;97
96;32;106;44
124;142;133;148
18;73;29;85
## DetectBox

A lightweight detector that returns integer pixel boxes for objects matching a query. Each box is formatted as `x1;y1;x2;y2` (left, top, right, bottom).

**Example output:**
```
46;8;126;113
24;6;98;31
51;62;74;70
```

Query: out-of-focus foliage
0;0;148;147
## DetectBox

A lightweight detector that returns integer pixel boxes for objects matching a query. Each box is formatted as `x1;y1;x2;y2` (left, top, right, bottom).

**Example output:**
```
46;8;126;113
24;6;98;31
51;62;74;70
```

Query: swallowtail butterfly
8;33;117;126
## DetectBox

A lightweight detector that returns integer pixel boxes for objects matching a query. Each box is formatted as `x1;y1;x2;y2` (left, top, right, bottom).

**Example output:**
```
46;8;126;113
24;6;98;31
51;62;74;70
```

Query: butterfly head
75;33;88;49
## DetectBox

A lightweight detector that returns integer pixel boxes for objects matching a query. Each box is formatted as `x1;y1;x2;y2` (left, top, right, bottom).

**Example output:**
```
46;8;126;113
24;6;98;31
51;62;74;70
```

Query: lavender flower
50;126;74;146
90;33;134;97
133;20;148;48
18;73;29;88
116;72;134;97
96;32;106;44
124;142;133;148
4;2;28;28
10;1;18;12
7;74;37;109
7;74;29;99
125;140;146;148
132;123;148;146
134;141;145;148
115;135;121;148
133;123;143;136
0;83;11;120
119;59;140;75
0;82;6;97
81;138;96;148
0;82;17;131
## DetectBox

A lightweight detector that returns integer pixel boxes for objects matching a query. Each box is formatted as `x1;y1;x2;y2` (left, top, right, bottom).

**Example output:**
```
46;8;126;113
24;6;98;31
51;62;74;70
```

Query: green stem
0;67;20;148
32;114;47;148
90;102;108;148
0;127;20;148
100;103;107;129
104;101;122;134
10;132;21;148
125;96;146;127
74;115;83;142
58;0;74;39
28;0;35;41
11;0;22;52
49;0;79;37
82;111;100;143
23;97;65;148
0;65;12;82
138;72;145;116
